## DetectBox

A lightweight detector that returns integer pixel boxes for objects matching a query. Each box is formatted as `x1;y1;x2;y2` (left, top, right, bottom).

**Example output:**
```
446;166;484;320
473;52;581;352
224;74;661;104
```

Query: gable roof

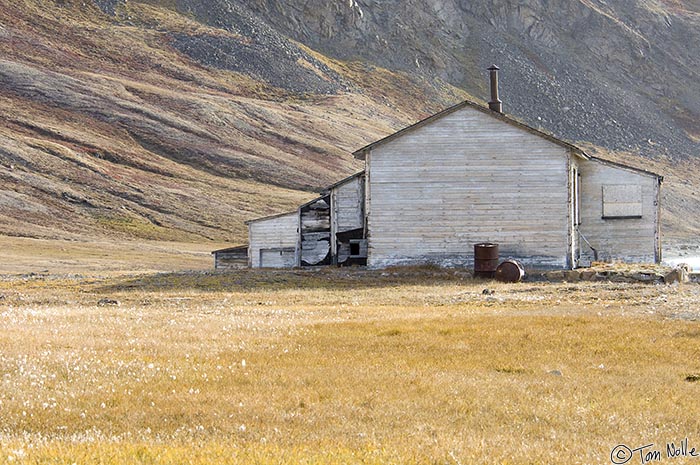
352;99;661;180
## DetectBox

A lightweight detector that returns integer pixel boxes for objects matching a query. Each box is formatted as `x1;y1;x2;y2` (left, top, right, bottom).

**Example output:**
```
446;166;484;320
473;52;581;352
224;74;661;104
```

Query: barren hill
0;0;698;249
243;0;700;157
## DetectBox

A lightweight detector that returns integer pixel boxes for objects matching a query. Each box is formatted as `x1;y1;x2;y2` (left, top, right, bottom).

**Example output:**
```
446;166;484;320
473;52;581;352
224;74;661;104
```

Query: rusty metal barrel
474;243;499;279
495;259;525;283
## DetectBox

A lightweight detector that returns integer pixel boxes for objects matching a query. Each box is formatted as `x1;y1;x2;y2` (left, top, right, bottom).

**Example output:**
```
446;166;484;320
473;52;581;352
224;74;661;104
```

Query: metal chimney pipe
488;65;502;113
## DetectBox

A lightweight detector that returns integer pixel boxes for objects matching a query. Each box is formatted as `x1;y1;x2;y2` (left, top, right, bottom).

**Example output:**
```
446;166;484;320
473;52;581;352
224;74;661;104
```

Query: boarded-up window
602;185;643;219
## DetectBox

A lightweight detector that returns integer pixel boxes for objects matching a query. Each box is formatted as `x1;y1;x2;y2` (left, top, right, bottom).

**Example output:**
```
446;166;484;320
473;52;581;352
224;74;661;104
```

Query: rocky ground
243;0;700;159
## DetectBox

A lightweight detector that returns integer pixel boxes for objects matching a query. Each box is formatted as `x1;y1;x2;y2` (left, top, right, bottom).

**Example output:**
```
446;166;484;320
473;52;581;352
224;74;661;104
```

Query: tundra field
1;240;699;464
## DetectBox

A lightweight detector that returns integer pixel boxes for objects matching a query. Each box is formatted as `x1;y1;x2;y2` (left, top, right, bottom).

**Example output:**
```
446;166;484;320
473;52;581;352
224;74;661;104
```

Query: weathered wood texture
330;174;365;264
300;196;331;266
602;185;643;218
248;212;299;268
366;105;570;269
259;247;296;268
578;160;659;263
213;248;248;270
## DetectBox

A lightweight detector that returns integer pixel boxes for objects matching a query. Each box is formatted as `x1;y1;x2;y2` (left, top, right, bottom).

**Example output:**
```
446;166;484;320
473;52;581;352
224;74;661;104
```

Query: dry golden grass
0;236;218;275
1;266;699;464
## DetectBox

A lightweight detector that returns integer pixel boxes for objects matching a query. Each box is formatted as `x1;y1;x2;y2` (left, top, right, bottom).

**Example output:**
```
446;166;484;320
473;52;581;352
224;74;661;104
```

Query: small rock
664;267;689;284
545;271;566;281
548;370;563;377
685;374;700;383
97;298;120;306
482;288;495;295
579;270;597;281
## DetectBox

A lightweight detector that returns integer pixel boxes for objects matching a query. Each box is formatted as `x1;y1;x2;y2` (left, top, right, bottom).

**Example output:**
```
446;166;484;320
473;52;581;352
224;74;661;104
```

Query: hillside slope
244;0;700;158
0;0;468;242
0;0;698;248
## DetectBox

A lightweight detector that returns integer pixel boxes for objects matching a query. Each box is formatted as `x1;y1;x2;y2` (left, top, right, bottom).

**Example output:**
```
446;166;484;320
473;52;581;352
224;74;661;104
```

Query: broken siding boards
330;174;365;264
248;212;298;268
578;159;659;263
366;105;570;269
300;196;331;266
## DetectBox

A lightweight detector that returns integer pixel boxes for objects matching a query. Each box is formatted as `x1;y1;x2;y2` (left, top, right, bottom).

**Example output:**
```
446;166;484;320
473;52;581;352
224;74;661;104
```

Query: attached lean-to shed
246;211;299;268
212;245;248;270
323;171;367;266
246;172;367;269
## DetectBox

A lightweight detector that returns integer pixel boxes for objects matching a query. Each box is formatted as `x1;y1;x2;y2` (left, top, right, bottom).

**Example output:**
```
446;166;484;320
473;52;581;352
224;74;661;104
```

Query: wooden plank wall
331;175;365;263
248;213;299;268
578;160;659;264
366;105;571;269
214;252;247;270
300;196;331;266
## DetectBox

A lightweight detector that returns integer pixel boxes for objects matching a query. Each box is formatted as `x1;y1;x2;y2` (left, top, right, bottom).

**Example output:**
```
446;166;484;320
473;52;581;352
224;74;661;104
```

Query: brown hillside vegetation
0;0;698;250
0;0;467;243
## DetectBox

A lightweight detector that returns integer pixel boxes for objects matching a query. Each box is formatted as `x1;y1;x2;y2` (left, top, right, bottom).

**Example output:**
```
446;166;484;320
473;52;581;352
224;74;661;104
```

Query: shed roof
211;245;248;255
352;99;661;180
297;194;330;211
244;210;297;225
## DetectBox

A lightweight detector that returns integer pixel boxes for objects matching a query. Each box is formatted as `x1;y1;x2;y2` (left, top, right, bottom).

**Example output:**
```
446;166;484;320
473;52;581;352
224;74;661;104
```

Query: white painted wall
578;159;660;264
332;175;365;233
248;212;299;268
366;105;571;269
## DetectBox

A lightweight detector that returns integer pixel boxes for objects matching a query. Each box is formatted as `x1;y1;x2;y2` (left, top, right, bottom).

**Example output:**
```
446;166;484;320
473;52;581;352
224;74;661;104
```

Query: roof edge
319;170;365;194
351;99;662;181
211;245;248;254
352;99;588;160
587;155;663;180
244;210;298;225
298;194;329;210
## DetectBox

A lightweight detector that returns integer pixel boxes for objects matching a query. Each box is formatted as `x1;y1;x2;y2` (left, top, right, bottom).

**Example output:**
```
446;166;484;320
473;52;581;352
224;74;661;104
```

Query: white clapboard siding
578;159;659;263
248;212;299;268
332;175;364;233
366;105;571;269
260;248;296;268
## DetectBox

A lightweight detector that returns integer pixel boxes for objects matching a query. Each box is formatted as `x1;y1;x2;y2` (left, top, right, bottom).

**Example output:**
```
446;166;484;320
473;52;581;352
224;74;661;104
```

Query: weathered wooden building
354;100;661;269
246;211;299;268
212;245;248;270
245;172;367;268
324;172;366;266
245;66;662;270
